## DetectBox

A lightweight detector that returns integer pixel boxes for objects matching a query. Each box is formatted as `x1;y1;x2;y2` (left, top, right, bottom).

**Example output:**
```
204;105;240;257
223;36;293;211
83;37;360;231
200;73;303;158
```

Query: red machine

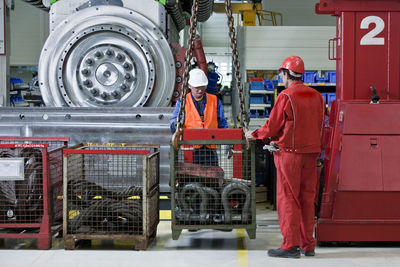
316;0;400;242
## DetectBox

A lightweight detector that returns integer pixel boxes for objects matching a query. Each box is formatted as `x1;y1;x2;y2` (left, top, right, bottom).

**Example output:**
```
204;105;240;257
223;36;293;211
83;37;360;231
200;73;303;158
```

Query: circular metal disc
39;6;175;107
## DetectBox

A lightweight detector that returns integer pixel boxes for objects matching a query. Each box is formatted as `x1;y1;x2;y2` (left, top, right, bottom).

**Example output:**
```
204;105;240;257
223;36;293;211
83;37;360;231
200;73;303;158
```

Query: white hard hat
188;68;208;87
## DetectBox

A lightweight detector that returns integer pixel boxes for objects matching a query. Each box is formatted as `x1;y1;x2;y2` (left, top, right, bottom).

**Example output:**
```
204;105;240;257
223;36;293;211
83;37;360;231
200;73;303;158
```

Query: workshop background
0;0;399;266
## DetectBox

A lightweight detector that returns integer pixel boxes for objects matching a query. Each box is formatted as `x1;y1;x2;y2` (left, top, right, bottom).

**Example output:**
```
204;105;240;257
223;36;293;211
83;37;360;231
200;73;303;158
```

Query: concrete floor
1;204;400;267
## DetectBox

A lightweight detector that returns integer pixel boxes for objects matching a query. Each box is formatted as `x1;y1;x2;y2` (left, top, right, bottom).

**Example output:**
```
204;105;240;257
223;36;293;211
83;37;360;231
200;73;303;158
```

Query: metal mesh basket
170;129;256;240
63;143;159;250
0;137;68;249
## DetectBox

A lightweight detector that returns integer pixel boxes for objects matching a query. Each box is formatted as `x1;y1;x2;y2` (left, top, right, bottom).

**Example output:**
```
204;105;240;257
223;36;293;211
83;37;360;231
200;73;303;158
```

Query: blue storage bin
302;72;315;83
320;93;327;103
271;79;279;86
10;77;23;84
250;110;257;118
315;72;329;83
278;76;283;83
328;71;336;83
265;95;271;104
249;81;265;90
249;96;264;104
265;80;274;91
327;93;336;104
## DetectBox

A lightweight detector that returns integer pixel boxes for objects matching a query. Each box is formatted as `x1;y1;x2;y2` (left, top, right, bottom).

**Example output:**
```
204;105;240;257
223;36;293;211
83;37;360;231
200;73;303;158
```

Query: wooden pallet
63;228;157;250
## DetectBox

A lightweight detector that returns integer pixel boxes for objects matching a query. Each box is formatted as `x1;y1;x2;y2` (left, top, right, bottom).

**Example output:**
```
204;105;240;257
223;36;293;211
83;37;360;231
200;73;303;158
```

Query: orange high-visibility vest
184;93;218;148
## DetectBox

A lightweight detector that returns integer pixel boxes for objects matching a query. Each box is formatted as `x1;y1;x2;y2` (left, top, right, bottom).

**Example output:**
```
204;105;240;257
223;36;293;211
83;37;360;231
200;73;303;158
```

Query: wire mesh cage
63;143;160;250
0;137;68;249
170;129;256;240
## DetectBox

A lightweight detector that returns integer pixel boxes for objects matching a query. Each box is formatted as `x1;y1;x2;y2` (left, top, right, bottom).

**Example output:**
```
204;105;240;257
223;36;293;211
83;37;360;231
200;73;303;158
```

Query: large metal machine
316;0;400;242
0;0;215;192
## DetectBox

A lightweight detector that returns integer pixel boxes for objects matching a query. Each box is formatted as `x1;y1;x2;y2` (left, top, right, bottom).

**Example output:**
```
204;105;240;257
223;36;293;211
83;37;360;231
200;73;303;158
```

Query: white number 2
360;16;385;45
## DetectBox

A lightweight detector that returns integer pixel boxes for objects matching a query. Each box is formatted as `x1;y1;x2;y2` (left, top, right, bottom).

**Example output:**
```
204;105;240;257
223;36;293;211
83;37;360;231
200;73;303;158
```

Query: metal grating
170;129;256;239
63;144;160;247
0;138;67;224
0;145;44;223
0;137;68;249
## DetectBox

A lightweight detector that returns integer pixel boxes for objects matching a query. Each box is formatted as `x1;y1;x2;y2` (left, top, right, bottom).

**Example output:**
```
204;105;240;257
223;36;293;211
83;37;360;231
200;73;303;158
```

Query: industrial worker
245;56;325;258
170;68;228;165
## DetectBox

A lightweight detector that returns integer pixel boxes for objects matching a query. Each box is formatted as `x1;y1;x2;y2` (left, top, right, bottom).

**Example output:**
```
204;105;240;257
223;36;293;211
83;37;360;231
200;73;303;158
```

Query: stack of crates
327;93;336;104
249;78;265;106
303;71;316;83
170;129;256;240
63;143;160;250
328;71;336;83
265;80;274;91
0;137;68;249
304;71;336;84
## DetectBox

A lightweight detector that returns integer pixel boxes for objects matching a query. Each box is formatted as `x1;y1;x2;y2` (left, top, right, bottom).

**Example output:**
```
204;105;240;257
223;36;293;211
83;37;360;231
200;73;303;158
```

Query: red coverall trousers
274;150;319;251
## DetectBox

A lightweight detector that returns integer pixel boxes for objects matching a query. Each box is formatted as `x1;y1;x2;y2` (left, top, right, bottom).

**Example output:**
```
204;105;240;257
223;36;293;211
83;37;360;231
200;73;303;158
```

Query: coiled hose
181;0;214;23
0;148;43;222
69;198;143;234
166;0;186;32
198;0;214;22
21;0;49;11
67;179;143;233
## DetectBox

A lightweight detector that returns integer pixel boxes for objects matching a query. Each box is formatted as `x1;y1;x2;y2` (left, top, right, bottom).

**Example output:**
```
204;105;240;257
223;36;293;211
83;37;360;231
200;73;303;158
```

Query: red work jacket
252;81;325;153
184;92;218;148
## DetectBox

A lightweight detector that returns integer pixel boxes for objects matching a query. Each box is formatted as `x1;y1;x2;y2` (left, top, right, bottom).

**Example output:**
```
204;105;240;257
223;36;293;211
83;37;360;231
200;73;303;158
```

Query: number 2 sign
360;15;385;45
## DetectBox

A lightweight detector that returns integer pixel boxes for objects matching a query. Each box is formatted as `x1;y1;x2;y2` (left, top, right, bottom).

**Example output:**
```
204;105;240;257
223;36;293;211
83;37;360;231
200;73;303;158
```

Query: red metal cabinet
316;0;400;242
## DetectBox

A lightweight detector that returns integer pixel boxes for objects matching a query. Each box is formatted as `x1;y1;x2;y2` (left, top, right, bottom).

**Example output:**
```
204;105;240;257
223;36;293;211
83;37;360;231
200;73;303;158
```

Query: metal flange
39;6;175;107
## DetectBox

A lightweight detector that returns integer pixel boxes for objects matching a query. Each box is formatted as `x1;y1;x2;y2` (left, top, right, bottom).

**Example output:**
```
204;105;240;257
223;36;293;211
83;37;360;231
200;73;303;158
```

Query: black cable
67;179;143;233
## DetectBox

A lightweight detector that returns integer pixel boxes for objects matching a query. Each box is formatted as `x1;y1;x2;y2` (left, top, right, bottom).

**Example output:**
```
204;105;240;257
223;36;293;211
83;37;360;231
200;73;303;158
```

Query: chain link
225;0;249;129
174;0;248;133
175;0;199;133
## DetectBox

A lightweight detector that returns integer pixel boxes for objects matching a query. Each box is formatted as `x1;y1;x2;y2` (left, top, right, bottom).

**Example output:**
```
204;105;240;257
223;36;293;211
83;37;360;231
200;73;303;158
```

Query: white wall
201;0;336;50
262;0;335;26
238;26;336;71
9;0;49;66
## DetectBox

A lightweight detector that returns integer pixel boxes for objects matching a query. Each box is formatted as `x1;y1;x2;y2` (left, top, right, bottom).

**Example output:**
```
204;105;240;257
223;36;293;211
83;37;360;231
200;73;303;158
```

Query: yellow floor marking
91;240;102;247
236;229;249;267
160;210;171;220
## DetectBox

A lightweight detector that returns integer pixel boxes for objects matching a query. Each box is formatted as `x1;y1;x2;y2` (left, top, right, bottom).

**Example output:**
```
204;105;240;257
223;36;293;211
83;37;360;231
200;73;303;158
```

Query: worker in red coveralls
245;56;325;258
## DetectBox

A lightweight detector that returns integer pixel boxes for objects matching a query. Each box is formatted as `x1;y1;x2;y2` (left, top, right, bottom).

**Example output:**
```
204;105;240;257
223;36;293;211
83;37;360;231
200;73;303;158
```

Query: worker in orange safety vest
245;56;325;258
170;68;228;165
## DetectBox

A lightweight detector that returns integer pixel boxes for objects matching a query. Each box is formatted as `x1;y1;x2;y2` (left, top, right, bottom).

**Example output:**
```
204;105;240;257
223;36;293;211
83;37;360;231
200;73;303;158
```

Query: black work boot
267;246;300;258
300;249;315;256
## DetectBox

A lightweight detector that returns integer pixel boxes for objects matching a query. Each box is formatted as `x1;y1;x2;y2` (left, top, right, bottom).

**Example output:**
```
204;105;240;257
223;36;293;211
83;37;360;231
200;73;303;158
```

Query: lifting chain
172;0;199;149
224;0;249;131
172;0;250;149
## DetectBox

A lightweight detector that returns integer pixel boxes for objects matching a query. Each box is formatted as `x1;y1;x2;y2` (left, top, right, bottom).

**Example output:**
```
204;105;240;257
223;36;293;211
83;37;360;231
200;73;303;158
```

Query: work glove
222;145;234;159
262;141;279;153
245;130;256;140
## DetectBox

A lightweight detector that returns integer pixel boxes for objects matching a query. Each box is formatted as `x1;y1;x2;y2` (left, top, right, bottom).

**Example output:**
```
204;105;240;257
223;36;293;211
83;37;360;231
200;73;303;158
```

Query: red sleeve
251;93;291;141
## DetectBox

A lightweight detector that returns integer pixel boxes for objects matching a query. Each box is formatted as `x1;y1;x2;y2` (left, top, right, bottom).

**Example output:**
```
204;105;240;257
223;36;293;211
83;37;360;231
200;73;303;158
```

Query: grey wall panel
10;0;49;66
201;13;231;48
262;0;336;26
238;26;336;71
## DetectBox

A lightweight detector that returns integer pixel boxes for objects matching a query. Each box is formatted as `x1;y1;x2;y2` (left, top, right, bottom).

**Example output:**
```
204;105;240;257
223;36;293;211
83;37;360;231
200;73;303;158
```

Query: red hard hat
279;56;305;74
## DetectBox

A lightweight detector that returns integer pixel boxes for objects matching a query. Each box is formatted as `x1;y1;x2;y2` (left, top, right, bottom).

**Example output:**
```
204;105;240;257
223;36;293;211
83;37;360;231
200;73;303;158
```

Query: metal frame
170;129;256;240
63;143;160;250
0;137;68;249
